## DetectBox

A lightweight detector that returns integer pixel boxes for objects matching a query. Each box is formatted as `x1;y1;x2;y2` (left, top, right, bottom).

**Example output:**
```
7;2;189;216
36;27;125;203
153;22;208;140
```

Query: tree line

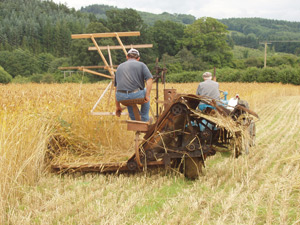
0;0;300;84
81;4;196;26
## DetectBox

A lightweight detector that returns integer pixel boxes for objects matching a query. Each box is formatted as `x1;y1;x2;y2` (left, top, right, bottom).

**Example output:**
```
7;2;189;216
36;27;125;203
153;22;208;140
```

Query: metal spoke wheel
127;161;138;171
171;103;186;115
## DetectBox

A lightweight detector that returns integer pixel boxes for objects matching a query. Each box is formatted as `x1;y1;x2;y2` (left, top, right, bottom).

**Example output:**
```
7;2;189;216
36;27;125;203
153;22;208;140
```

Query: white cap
202;72;212;78
127;48;140;56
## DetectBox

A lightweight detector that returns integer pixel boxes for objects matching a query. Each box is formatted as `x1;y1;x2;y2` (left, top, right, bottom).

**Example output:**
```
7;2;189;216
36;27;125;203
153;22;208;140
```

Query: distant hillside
81;5;300;54
80;4;196;25
219;18;300;54
0;0;92;57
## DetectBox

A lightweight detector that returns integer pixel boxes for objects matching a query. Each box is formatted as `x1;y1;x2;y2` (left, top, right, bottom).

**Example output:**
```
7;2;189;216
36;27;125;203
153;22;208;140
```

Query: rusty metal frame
51;92;259;174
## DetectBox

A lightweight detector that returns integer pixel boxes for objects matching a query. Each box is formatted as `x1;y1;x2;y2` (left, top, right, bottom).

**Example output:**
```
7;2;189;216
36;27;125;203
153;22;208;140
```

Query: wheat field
1;82;300;224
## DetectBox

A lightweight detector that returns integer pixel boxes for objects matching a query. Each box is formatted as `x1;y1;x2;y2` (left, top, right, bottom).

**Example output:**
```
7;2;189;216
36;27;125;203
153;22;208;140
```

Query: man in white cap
114;48;153;122
196;71;220;100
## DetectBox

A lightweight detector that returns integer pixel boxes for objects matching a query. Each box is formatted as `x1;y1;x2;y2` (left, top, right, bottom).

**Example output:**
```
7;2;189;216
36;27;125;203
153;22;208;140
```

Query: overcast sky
52;0;300;22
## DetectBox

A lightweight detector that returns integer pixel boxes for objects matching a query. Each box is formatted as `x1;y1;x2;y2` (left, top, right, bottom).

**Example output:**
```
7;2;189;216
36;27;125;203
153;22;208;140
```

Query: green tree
70;40;99;66
240;67;260;82
150;20;185;58
244;57;264;68
268;54;298;67
41;74;55;83
0;51;12;70
86;21;110;33
48;57;70;73
106;8;144;32
0;66;12;84
257;67;277;82
105;8;154;64
54;21;72;57
6;49;40;77
84;22;117;65
37;53;55;72
182;17;233;67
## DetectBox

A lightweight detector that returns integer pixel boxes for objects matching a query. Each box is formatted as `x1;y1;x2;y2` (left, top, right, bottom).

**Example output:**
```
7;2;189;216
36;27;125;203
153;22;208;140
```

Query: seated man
196;72;220;99
196;72;220;131
115;48;153;122
196;72;220;111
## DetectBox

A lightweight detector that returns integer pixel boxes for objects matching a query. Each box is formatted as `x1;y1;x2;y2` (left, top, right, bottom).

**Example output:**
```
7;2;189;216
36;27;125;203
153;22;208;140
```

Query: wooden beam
80;68;113;79
90;36;115;77
259;42;272;68
71;31;140;39
108;47;113;68
90;112;117;116
115;33;127;56
264;42;267;68
107;47;114;107
59;65;117;70
88;44;153;51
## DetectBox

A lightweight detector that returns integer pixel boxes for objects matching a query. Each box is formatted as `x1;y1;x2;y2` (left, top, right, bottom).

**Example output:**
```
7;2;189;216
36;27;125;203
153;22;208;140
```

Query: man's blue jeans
116;89;150;122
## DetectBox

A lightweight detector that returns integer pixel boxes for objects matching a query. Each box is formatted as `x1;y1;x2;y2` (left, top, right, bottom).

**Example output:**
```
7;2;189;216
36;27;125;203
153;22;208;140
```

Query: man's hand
144;95;150;103
115;106;122;117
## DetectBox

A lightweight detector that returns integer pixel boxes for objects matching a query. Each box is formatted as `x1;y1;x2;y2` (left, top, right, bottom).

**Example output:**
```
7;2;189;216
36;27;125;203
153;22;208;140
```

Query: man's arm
196;83;201;95
115;87;122;117
144;78;153;103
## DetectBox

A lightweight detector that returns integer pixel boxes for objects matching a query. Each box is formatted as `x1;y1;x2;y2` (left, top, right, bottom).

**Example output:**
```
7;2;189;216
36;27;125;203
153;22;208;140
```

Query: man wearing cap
114;48;153;122
196;72;220;100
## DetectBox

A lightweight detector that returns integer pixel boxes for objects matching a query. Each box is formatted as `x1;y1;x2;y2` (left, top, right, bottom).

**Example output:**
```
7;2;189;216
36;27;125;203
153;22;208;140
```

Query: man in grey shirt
115;48;153;121
196;72;220;100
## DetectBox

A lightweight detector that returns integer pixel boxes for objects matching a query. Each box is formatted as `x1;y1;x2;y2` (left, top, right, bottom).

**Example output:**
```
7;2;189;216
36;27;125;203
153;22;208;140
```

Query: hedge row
1;65;300;85
10;72;103;84
166;66;300;85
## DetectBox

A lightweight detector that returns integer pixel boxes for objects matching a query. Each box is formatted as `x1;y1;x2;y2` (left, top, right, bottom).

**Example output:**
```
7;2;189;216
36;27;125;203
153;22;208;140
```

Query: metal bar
71;31;140;39
146;161;164;166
